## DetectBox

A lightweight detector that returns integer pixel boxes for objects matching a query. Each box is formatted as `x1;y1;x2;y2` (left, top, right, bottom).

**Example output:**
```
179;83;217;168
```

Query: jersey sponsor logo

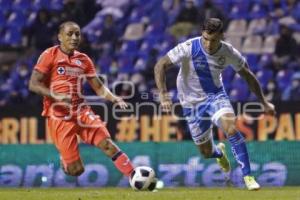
56;66;84;76
193;56;206;69
65;66;84;76
57;66;65;75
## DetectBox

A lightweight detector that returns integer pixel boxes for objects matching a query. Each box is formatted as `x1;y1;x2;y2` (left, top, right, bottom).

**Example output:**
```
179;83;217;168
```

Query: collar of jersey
58;45;75;57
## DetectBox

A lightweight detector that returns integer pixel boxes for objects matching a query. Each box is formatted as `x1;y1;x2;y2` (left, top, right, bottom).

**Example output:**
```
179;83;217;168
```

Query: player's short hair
58;21;80;33
202;18;224;34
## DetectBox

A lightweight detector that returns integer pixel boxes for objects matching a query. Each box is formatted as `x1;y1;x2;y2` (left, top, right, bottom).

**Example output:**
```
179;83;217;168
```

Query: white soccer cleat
216;143;231;173
244;176;260;191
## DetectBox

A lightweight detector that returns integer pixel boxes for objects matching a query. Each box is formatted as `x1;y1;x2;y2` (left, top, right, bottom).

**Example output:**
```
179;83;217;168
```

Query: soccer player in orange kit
29;21;134;177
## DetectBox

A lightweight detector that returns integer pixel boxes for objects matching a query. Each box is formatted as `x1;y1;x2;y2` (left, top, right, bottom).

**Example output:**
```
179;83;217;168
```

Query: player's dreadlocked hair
202;18;224;34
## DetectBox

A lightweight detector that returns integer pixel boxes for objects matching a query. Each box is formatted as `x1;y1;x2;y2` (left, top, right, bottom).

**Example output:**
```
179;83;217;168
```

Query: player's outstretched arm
29;70;71;103
87;76;127;109
154;55;173;111
238;64;276;115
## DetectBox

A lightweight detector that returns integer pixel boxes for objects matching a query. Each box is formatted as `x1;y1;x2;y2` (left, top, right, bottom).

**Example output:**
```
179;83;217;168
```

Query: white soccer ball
129;166;157;191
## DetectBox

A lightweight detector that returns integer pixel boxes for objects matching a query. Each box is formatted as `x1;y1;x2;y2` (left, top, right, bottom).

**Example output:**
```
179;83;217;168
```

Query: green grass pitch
0;187;300;200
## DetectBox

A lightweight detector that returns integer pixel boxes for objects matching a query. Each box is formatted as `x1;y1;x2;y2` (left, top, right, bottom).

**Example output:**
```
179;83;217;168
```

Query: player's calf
111;150;134;176
97;138;120;157
197;139;223;159
97;138;134;176
199;147;214;158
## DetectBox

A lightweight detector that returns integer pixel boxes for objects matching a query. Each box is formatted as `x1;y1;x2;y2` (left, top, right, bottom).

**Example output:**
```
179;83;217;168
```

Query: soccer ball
129;166;157;191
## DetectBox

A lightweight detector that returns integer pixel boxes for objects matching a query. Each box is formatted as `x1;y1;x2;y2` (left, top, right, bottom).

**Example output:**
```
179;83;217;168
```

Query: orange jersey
34;45;96;117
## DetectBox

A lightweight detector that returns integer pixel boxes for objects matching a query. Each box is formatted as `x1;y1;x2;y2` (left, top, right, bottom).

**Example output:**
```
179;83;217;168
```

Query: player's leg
210;92;260;189
194;129;230;173
197;136;215;158
48;118;84;176
217;113;251;174
183;105;229;172
97;138;134;176
194;129;222;158
78;110;134;176
188;121;231;173
217;112;260;190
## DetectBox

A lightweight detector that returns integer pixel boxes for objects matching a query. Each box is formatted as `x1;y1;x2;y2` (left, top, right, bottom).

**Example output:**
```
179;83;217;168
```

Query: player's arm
238;63;276;115
28;70;71;103
154;55;174;111
87;76;127;109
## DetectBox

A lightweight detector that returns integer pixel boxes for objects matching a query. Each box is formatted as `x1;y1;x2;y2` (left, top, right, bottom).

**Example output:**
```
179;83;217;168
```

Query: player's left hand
113;97;128;110
263;101;276;116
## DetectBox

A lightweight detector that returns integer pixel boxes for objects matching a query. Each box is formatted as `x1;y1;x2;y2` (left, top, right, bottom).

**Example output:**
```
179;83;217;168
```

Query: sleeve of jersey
85;57;97;78
167;41;191;65
34;50;52;74
230;47;246;72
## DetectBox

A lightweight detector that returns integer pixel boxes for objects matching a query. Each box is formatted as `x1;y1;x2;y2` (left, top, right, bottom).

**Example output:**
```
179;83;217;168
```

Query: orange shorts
47;109;110;166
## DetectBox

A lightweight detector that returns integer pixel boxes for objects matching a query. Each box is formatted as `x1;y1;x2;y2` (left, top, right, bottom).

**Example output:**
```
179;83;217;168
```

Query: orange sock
112;151;134;176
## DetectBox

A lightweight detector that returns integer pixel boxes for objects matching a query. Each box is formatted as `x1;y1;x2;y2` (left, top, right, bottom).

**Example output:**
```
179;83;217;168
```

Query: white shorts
182;91;234;145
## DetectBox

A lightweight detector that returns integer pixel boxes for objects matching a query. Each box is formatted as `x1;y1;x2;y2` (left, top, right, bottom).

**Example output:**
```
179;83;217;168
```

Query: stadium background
0;0;300;189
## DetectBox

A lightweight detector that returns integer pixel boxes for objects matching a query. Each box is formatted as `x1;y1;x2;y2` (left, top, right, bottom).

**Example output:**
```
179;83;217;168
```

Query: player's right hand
113;97;128;110
161;100;172;112
52;93;72;104
263;101;276;116
159;92;172;112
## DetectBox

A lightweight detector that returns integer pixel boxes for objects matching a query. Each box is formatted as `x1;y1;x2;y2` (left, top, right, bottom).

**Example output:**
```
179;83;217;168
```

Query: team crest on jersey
57;66;65;75
74;59;82;66
217;56;226;65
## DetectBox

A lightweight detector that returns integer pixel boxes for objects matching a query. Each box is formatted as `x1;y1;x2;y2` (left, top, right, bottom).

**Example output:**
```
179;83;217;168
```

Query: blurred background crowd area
0;0;300;107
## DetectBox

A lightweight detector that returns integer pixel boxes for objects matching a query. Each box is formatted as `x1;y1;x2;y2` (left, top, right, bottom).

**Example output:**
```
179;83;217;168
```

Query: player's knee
223;123;237;136
220;114;237;136
67;164;84;176
226;125;237;136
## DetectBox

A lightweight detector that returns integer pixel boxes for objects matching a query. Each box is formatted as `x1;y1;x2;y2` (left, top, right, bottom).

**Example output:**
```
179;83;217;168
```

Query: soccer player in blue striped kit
154;18;276;190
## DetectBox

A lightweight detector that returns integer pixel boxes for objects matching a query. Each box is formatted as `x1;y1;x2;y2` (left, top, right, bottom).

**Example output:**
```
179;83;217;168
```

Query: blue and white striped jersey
167;36;246;107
